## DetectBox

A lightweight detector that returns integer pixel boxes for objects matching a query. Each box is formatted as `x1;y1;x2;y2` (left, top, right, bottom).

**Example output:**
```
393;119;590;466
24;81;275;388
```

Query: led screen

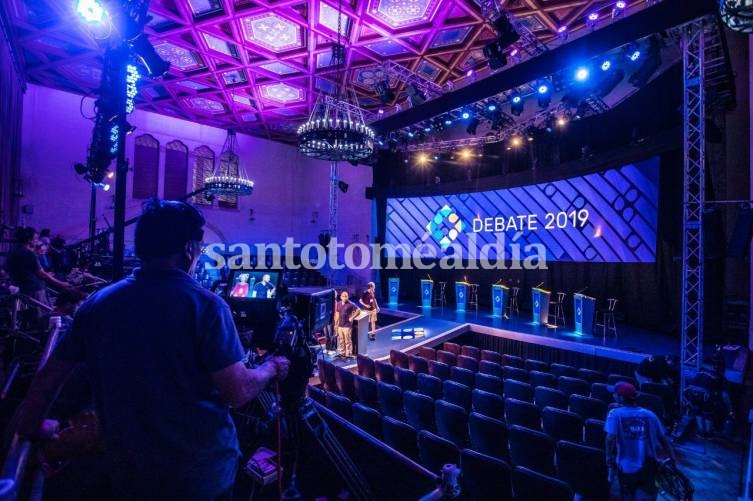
385;157;659;263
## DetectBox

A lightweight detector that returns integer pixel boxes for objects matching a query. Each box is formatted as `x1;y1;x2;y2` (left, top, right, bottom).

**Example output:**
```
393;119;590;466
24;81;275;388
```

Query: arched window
133;134;159;199
164;140;188;200
192;145;215;206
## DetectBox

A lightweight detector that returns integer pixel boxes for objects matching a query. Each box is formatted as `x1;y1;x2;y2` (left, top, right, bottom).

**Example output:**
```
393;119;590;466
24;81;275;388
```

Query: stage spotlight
102;183;111;191
487;103;497;112
557;117;567;127
407;131;415;139
106;171;115;179
536;79;551;108
459;149;473;160
629;49;641;61
466;69;475;78
491;13;521;48
557;25;568;34
537;80;550;95
378;108;384;115
616;1;627;9
416;153;429;166
338;181;349;193
444;116;453;126
601;60;612;71
130;33;170;77
574;67;590;82
407;83;426;107
461;109;471;120
466;117;480;135
375;80;395;103
77;0;105;23
628;37;661;87
483;40;508;70
510;136;522;148
510;93;524;116
588;12;599;21
594;68;625;97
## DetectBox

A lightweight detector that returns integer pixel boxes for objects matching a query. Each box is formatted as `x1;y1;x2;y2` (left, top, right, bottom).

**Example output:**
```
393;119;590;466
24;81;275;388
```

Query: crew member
17;199;290;500
359;282;380;341
334;290;359;359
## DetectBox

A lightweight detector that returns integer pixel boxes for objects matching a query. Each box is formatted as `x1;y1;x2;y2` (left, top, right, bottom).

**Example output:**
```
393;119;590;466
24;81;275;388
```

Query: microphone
575;286;589;295
534;282;544;289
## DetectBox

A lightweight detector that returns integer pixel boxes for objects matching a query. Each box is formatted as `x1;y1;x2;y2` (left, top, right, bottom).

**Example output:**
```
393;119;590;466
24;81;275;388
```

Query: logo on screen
425;204;466;251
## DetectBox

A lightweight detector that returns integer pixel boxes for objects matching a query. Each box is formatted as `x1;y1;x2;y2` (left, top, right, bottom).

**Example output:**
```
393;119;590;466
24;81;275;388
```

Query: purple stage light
557;25;568;33
588;12;599;21
510;48;519;57
616;1;627;9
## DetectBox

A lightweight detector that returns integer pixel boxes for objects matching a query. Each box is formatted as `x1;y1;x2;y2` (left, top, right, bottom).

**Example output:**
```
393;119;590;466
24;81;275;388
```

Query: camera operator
685;355;733;437
17;199;290;501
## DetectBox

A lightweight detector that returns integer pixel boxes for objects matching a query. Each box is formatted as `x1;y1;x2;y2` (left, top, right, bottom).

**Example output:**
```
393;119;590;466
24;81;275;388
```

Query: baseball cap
611;381;637;398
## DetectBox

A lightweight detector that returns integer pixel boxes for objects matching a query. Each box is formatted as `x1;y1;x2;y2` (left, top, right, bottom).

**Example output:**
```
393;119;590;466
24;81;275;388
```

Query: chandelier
297;1;374;161
205;129;254;196
720;0;753;32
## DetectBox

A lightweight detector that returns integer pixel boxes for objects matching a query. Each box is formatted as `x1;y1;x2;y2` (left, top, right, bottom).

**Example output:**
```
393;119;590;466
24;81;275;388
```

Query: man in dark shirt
359;282;380;341
253;273;276;298
18;200;290;500
334;291;360;358
5;226;69;305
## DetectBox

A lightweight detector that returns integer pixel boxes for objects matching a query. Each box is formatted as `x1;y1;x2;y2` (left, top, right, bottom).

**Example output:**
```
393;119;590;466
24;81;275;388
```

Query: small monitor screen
228;271;279;299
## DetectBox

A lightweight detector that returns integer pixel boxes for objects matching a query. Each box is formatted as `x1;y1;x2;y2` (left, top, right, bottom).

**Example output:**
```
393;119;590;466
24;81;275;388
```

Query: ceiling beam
370;0;716;134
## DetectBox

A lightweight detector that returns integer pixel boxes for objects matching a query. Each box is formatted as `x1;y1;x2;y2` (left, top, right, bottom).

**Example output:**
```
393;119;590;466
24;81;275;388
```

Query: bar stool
433;281;447;307
506;286;520;317
548;292;566;327
596;298;618;339
468;284;479;311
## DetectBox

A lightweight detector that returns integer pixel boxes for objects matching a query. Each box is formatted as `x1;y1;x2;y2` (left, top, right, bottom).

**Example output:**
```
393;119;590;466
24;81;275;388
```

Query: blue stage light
512;95;521;104
461;111;470;119
488;103;497;112
444;118;452;125
575;67;590;81
77;0;105;23
601;60;612;71
616;1;627;9
629;50;641;61
407;131;414;138
537;82;550;94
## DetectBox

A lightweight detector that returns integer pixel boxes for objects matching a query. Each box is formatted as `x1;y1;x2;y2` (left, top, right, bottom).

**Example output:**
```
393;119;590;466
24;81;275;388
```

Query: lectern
388;277;400;305
455;281;470;311
491;284;509;317
354;310;370;355
531;287;551;325
420;279;433;308
573;293;596;335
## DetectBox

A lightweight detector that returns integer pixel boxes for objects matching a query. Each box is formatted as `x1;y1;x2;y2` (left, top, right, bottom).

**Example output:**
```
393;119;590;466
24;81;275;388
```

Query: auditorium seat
504;398;541;431
525;359;548;373
541;407;583;443
457;355;479;373
352;402;382;439
428;360;451;381
577;368;608;385
607;373;638;387
326;392;353;420
443;380;472;411
403;391;435;432
590;382;613;404
640;382;676;422
356;354;375;379
472;389;505;421
503;379;534;403
501;354;524;368
377;382;404;420
636;391;666;422
443;342;462;355
507;425;555;475
502;365;529;383
418;430;459;475
468;412;509;461
318;359;338;393
534;386;569;411
382;416;419;461
479;360;503;378
418;346;437;360
460;449;513;501
583;419;607;450
436;350;458;367
374;359;396;384
480;349;503;365
550;363;578;379
450;366;476;388
390;349;410;369
435;400;469;448
334;366;357;401
308;384;326;405
461;345;481;360
408;355;429;374
395;367;418;392
556;441;610;501
417;373;443;401
512;466;573;501
475;373;503;396
355;375;378;409
557;376;591;397
569;394;608;421
528;370;557;389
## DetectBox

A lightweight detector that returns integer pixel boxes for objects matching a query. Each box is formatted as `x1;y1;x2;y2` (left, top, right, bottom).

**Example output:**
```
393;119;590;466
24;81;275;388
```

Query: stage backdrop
386;157;659;263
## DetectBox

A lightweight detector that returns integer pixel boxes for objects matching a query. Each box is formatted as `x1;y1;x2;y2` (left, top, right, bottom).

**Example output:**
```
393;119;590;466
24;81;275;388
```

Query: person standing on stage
359;282;380;341
334;290;360;359
605;382;676;501
253;273;276;298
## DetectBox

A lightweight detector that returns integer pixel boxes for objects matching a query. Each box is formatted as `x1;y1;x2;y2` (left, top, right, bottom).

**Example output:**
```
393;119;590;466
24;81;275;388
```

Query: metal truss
327;161;338;287
382;60;444;98
477;0;548;59
323;94;378;123
679;18;706;404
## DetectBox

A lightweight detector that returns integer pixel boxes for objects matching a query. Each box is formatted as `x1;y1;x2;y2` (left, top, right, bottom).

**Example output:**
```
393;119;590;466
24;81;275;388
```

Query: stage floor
324;301;684;369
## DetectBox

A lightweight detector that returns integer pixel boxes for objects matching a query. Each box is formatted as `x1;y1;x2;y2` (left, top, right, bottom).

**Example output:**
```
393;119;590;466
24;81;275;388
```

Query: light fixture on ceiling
204;129;254;196
297;1;374;163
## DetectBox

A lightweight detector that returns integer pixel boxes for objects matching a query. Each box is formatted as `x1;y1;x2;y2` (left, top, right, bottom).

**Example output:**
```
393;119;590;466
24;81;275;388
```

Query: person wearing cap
605;381;677;500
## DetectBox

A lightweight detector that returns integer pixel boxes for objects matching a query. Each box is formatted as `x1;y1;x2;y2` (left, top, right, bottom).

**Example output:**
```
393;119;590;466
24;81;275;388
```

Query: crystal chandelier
297;1;374;161
205;129;254;196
